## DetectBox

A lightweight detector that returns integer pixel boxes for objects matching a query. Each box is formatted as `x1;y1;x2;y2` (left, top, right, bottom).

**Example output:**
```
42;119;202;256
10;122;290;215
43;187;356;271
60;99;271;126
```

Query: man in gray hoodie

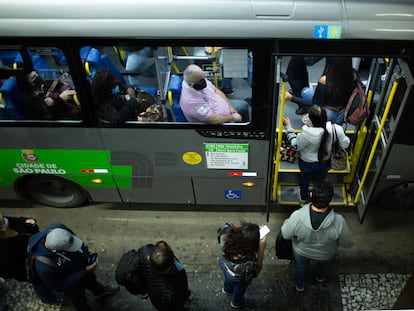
281;180;354;292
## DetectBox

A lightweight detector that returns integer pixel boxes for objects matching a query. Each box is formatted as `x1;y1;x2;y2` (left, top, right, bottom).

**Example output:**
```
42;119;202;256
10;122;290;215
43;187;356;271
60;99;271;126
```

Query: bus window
0;46;82;122
83;45;252;126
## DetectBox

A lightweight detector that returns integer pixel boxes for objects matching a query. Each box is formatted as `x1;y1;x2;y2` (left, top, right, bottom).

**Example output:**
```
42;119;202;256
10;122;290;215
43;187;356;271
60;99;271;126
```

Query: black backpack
115;249;147;295
26;255;58;285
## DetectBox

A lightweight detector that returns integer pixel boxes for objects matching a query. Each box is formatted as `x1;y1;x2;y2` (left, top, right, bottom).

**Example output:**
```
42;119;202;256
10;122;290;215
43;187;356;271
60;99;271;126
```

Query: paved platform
1;201;414;310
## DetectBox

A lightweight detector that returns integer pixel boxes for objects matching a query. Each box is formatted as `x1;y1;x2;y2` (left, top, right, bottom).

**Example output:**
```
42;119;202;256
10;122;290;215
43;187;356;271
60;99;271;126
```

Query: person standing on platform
281;180;354;292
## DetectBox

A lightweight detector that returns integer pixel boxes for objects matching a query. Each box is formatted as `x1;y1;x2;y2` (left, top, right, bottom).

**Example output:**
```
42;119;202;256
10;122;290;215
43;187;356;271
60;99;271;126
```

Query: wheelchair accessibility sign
225;190;242;200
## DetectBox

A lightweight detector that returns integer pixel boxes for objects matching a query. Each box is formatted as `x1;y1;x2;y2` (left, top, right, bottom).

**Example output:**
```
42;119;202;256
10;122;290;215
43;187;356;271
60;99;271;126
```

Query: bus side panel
193;177;266;205
0;127;124;203
97;128;270;206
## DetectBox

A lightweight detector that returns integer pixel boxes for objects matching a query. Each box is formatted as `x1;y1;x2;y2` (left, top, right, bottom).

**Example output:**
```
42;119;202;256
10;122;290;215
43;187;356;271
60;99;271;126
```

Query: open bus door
348;58;414;223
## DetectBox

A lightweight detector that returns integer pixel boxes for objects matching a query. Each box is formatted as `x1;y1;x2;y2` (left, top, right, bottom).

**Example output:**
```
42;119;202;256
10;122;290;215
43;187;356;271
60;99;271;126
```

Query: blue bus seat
14;53;59;79
80;47;127;84
167;75;187;122
0;50;19;67
0;77;25;120
139;86;157;97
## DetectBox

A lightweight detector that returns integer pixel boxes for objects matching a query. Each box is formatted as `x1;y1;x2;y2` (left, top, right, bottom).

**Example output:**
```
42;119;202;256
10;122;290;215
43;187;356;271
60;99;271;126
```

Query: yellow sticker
182;152;202;165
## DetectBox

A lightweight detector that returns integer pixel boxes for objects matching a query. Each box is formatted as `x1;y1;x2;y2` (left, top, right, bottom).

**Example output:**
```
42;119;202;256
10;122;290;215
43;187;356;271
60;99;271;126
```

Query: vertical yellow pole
272;76;287;202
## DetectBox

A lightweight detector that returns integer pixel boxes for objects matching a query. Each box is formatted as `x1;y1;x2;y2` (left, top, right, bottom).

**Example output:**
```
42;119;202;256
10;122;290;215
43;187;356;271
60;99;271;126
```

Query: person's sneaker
230;298;255;309
297;191;307;207
222;288;232;296
315;277;325;283
295;107;307;115
94;284;120;299
295;284;305;292
221;88;235;96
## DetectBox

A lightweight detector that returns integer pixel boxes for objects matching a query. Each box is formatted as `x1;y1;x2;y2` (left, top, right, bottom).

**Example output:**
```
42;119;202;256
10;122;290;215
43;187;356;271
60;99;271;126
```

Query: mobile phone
259;225;270;239
89;253;98;264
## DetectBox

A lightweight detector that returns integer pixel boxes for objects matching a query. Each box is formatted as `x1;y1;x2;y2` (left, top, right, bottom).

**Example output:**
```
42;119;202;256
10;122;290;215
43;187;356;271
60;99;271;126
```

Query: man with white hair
179;64;249;124
28;223;119;311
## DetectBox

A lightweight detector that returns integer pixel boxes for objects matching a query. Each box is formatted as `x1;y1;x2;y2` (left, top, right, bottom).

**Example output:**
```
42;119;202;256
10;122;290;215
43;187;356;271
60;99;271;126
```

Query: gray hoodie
281;204;354;261
284;122;350;163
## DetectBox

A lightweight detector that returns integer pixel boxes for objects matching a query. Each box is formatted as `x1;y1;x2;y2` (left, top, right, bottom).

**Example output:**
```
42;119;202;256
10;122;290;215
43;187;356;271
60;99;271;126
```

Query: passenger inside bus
179;64;249;124
91;69;151;125
15;70;79;120
285;57;356;125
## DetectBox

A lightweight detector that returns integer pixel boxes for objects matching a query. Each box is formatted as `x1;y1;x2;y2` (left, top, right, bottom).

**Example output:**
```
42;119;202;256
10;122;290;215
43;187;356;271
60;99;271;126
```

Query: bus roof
0;0;413;40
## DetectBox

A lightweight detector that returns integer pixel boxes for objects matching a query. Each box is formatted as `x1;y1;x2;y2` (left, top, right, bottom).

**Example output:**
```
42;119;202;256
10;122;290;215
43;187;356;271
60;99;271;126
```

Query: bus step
277;184;348;206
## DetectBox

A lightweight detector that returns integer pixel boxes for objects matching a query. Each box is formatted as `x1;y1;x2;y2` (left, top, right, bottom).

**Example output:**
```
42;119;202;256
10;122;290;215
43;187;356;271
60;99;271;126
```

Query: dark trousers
34;272;103;311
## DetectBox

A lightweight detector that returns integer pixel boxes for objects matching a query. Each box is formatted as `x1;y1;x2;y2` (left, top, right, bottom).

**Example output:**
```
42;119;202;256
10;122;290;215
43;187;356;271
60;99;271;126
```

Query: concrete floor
1;201;414;310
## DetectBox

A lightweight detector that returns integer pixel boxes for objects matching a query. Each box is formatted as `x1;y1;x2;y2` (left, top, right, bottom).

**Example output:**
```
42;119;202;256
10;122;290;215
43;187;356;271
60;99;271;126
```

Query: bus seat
167;75;187;122
0;77;25;120
80;47;126;84
139;86;157;97
80;46;101;78
0;50;19;67
14;53;59;79
100;54;126;84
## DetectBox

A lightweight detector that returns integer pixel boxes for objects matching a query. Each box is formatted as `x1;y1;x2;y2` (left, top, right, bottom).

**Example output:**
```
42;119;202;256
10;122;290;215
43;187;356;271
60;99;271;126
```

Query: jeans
292;248;335;289
34;272;103;311
324;107;345;125
230;99;250;123
219;256;252;307
298;158;331;200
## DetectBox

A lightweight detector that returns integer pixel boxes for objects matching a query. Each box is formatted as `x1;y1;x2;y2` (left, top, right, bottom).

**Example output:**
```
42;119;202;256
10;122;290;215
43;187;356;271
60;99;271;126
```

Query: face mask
111;85;120;95
0;217;9;232
192;78;207;91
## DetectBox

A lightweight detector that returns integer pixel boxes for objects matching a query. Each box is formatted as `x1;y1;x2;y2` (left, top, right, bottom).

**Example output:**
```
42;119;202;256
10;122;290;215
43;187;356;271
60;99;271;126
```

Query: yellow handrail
272;78;287;202
354;80;399;203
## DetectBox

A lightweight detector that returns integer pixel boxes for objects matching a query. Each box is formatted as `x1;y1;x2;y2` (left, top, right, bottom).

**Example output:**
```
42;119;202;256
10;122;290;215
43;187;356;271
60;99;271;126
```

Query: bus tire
18;175;88;208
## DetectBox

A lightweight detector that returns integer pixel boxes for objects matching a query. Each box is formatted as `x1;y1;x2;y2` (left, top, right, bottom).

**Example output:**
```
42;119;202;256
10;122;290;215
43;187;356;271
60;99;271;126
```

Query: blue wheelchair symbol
225;190;242;200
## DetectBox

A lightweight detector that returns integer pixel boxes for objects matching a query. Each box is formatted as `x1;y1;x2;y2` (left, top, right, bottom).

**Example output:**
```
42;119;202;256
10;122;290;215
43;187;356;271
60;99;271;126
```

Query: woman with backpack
218;222;267;309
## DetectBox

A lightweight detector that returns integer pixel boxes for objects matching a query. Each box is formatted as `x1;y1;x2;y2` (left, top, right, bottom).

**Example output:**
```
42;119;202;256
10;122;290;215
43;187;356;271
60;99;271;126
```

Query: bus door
349;58;414;223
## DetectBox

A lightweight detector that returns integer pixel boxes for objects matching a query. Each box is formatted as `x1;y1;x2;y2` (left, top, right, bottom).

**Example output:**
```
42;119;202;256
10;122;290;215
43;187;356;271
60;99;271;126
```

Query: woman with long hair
312;57;356;124
283;105;350;203
218;222;267;309
91;69;145;125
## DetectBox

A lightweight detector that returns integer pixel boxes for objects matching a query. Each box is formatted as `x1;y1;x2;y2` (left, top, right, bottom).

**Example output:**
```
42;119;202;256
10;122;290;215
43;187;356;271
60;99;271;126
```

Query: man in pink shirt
179;64;249;124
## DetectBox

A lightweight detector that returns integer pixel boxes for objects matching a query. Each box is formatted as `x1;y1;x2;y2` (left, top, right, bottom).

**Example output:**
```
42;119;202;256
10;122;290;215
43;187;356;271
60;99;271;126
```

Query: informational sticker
204;143;248;169
224;190;242;200
221;49;248;78
182;152;203;165
313;25;342;39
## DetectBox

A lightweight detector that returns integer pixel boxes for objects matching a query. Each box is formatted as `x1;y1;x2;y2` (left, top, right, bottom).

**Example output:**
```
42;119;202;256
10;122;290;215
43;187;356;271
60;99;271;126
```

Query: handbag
330;125;347;170
275;230;293;260
280;133;299;163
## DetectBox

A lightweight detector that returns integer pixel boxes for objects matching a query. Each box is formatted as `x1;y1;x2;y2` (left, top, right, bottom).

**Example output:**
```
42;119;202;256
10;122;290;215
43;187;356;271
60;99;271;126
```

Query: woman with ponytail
283;105;350;204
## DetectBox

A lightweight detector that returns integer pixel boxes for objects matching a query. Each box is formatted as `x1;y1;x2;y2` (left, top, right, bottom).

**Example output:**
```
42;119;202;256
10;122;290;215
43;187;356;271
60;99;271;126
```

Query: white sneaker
297;191;307;206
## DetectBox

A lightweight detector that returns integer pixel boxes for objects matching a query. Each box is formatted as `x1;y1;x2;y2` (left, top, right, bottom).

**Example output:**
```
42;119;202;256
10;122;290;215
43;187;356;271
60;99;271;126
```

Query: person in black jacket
137;241;190;311
0;212;39;281
91;68;149;125
28;223;119;311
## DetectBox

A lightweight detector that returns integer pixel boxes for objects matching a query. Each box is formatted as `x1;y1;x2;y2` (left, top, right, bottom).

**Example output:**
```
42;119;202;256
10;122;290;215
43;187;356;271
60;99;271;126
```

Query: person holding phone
218;222;267;309
27;223;120;311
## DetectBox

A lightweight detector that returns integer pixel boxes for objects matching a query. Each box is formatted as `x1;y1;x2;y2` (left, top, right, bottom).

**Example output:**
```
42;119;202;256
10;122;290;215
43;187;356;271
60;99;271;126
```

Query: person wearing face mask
15;70;77;120
179;64;249;124
91;68;148;125
0;212;39;281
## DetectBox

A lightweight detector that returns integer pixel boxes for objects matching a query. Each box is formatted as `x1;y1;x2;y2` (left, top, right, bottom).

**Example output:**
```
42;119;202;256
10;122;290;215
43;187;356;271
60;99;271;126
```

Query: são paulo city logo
13;150;66;174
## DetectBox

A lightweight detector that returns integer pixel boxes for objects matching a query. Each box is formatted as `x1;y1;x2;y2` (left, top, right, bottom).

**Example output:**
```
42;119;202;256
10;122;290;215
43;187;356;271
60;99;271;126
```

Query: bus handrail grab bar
272;68;287;203
354;80;399;203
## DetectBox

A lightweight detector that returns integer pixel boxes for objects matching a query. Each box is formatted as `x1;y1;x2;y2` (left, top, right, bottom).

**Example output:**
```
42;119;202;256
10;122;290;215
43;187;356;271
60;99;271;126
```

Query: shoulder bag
330;124;347;170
